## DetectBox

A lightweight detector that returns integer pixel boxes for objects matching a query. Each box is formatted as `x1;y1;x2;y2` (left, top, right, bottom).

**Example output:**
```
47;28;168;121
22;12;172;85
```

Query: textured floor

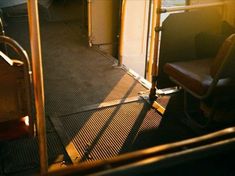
2;8;149;175
51;100;163;162
1;4;197;175
42;21;147;115
6;19;147;116
2;16;195;175
0;118;70;175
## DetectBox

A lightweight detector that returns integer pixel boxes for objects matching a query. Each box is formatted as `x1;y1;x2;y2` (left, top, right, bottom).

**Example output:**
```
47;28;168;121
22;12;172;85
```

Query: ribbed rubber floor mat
6;18;148;117
2;132;70;174
40;21;147;116
51;100;163;163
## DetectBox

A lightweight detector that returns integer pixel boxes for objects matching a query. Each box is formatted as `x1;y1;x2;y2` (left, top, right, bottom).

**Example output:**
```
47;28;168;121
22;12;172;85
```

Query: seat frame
0;35;34;140
166;34;235;130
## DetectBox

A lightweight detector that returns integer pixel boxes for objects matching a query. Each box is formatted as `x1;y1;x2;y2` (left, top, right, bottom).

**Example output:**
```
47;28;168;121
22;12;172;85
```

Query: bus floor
0;12;223;176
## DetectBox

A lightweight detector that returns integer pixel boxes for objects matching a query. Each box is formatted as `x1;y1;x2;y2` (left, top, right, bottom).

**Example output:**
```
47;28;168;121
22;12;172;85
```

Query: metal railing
45;127;235;176
27;0;48;174
25;0;234;175
161;1;228;13
149;0;231;100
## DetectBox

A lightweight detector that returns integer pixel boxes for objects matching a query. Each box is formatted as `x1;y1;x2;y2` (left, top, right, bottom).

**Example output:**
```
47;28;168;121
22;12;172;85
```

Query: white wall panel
122;0;150;77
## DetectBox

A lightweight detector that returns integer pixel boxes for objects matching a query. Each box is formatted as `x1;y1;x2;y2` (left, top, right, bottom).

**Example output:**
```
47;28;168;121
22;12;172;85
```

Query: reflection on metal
149;0;162;101
152;100;165;115
27;0;48;174
161;1;228;13
147;0;157;81
23;115;30;126
87;0;92;47
0;51;24;66
118;0;126;66
0;51;14;66
156;86;180;95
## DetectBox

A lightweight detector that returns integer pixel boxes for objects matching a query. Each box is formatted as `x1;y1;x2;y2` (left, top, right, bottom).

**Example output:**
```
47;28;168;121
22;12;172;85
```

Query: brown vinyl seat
0;36;34;141
0;117;30;140
164;34;235;128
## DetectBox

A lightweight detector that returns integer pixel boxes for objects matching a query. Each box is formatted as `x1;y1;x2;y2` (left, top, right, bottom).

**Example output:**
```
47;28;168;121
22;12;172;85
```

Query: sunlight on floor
102;74;140;102
59;101;163;162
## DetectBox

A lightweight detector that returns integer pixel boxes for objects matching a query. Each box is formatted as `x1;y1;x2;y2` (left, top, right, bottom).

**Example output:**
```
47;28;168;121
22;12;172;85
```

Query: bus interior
0;0;235;175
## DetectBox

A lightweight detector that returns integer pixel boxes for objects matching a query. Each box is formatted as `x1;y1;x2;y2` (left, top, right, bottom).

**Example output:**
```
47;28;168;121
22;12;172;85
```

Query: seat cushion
164;58;235;96
0;117;29;141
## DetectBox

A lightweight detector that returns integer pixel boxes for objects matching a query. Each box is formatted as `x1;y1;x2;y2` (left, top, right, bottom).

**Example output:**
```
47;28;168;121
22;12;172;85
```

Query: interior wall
224;2;235;26
122;0;150;77
190;0;235;26
91;0;120;56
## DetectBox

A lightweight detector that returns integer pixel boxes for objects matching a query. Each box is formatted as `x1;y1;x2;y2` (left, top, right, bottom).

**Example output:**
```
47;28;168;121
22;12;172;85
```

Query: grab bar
161;1;232;13
45;126;235;176
0;51;23;66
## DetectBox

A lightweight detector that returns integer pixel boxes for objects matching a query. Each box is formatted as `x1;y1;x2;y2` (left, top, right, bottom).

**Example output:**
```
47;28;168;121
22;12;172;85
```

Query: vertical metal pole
144;0;153;79
186;0;190;5
118;0;127;66
27;0;48;174
149;0;162;101
147;0;157;81
88;0;92;47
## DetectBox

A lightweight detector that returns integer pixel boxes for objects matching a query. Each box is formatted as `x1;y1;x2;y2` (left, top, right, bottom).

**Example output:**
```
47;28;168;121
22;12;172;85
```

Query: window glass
162;0;186;7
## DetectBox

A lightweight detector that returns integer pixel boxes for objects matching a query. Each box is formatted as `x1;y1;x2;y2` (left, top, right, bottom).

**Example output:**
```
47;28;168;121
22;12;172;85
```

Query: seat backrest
0;36;34;140
210;34;235;79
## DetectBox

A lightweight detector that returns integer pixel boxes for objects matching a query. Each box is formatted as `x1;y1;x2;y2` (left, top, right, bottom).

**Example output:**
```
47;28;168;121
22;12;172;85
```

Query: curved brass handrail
0;35;33;133
0;36;32;72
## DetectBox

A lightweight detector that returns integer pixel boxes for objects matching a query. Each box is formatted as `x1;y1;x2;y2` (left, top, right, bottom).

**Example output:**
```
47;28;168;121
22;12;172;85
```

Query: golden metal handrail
161;1;227;13
45;127;235;176
27;0;48;174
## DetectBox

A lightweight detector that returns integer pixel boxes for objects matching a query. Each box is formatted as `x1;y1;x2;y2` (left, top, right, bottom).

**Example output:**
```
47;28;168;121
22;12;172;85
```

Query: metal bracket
156;86;181;96
160;8;167;14
155;26;162;33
